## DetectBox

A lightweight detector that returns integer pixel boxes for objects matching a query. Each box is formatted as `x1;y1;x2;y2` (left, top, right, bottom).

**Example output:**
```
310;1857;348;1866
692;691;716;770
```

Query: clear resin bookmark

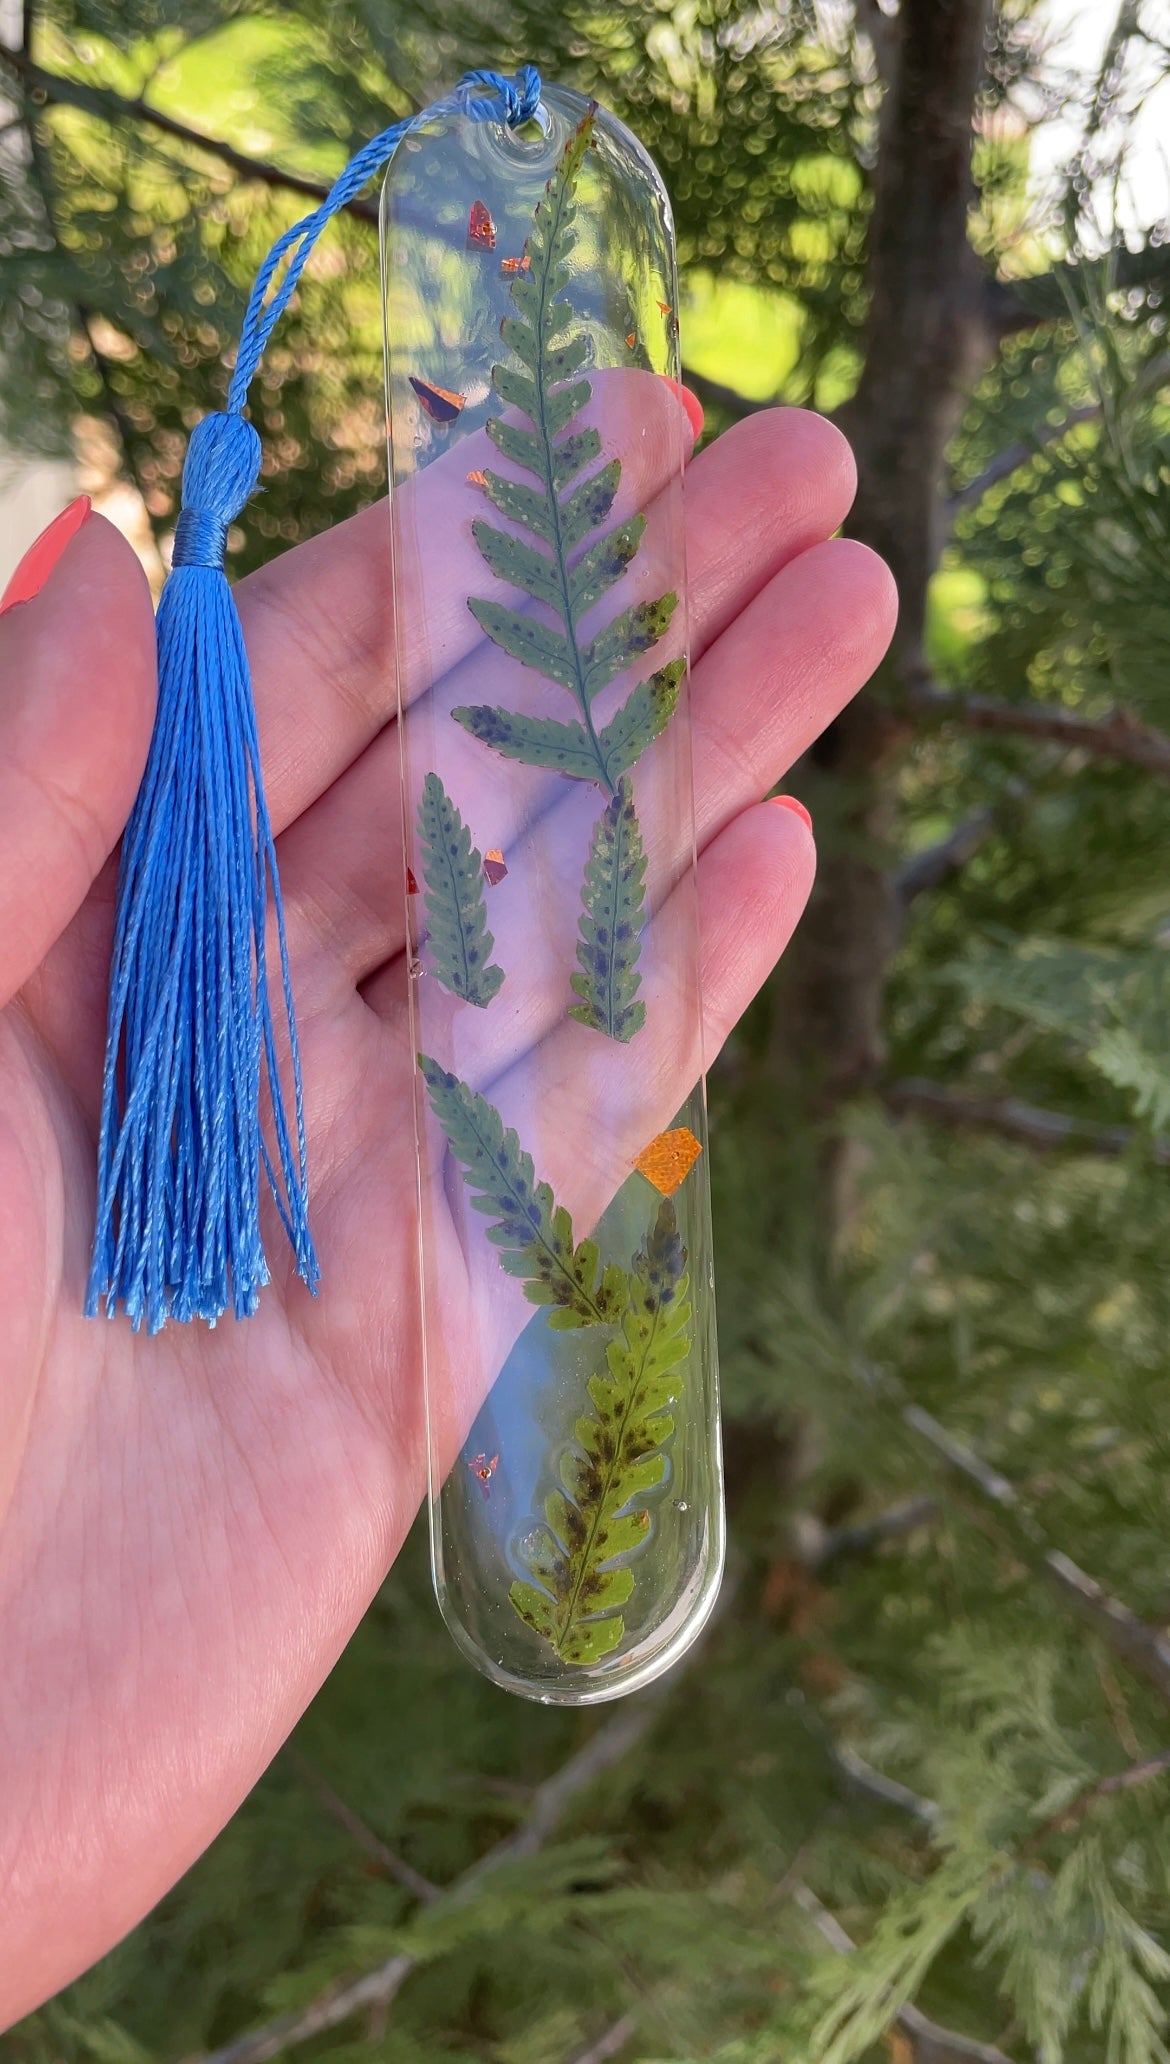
381;85;723;1703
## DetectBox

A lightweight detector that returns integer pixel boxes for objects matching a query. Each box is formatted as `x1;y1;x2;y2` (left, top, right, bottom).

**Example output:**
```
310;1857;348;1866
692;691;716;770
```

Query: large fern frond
457;107;679;796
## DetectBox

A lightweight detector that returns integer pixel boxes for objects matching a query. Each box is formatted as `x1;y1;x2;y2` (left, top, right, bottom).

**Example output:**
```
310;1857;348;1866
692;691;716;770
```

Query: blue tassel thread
87;66;543;1333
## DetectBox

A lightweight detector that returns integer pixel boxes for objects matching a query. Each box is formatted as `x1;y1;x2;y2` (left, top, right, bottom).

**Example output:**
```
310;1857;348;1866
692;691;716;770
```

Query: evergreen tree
4;2;1170;2059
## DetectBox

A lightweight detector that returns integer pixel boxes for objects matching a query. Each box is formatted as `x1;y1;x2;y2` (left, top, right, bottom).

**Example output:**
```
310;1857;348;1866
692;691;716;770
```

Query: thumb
0;500;156;1007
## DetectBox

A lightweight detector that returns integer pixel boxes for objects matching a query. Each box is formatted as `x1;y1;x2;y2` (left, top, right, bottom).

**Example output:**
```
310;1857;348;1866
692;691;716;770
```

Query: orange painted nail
773;794;813;832
660;376;704;442
0;494;92;616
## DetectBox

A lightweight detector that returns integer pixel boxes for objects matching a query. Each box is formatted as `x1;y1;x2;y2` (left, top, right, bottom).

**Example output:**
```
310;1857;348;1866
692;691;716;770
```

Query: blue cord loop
227;68;544;413
88;66;542;1331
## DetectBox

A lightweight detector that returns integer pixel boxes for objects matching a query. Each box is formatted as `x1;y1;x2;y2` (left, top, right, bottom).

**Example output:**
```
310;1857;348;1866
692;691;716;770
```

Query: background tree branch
884;1077;1170;1163
908;679;1170;777
0;44;380;220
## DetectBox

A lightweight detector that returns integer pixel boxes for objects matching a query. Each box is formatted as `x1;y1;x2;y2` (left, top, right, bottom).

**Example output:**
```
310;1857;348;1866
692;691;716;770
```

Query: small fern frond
568;776;647;1043
416;774;504;1007
419;1058;627;1326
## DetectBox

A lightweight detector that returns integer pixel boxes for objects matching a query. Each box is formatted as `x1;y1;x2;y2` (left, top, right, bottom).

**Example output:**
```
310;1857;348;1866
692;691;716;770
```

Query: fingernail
773;794;813;833
661;376;704;442
0;494;92;616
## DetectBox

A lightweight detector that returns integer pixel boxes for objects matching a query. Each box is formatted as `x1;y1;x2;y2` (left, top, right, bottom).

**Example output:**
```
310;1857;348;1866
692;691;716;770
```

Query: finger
278;414;866;1002
238;371;696;836
286;532;892;1020
0;513;156;1007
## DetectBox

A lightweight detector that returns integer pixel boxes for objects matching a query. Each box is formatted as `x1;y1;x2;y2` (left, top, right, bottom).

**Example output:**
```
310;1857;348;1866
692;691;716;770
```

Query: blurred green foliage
4;2;1170;2060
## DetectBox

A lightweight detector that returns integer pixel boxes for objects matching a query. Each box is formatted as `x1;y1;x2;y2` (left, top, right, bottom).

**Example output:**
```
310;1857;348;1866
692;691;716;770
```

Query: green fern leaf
465;107;678;798
560;459;622;550
452;660;684;787
466;598;577;692
568;776;647;1043
416;774;504;1008
478;468;554;544
509;1200;691;1664
596;659;685;783
471;518;562;611
449;704;600;778
419;1057;626;1326
582;594;679;703
569;513;646;615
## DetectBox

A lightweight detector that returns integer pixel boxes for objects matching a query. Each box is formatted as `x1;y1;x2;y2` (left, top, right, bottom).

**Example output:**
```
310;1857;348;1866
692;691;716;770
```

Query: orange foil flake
409;375;465;424
466;468;488;488
657;300;673;316
467;199;496;249
500;252;531;274
624;332;637;349
632;1126;703;1197
482;848;508;886
469;1451;500;1499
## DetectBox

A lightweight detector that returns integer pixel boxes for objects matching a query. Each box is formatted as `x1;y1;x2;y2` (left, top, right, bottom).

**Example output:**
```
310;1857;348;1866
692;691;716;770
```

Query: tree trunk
775;0;994;1225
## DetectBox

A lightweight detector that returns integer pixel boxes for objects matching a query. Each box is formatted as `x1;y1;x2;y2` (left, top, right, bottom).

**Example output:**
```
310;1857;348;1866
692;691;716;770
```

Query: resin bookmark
382;86;723;1703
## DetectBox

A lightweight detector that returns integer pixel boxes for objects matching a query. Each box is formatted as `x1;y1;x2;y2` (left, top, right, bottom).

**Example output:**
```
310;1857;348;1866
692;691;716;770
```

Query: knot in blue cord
172;412;263;568
455;65;543;129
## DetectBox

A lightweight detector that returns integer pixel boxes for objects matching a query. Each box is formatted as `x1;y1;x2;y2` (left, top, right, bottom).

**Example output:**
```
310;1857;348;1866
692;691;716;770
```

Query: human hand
0;394;894;2021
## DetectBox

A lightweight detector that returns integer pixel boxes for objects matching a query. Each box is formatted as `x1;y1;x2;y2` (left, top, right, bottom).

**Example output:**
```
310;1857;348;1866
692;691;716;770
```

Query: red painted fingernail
773;794;813;832
0;494;92;616
661;376;704;441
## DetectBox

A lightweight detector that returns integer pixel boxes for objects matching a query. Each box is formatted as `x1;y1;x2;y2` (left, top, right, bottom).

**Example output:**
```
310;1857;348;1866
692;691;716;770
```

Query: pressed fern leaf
454;658;683;788
457;107;680;796
419;1057;627;1327
510;1201;691;1664
416;774;504;1007
568;776;647;1042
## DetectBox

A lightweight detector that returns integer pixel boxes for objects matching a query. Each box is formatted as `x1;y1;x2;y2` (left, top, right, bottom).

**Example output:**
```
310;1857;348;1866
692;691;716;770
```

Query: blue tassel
87;412;318;1331
85;65;543;1332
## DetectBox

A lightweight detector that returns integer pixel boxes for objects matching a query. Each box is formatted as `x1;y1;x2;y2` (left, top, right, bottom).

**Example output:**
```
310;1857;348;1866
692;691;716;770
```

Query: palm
0;401;893;2024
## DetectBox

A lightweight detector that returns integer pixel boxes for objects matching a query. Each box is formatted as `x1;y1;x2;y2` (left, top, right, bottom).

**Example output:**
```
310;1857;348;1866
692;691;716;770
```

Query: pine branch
0;43;380;221
840;1342;1170;1720
416;774;504;1007
1027;1748;1170;1849
569;2016;636;2064
947;355;1170;519
895;813;998;904
832;1743;940;1829
1062;0;1141;213
885;1077;1170;1165
908;677;1170;778
793;1885;1017;2064
510;1201;690;1662
567;777;647;1043
419;1059;628;1326
901;1402;1170;1709
800;1494;939;1569
947;404;1102;517
282;1745;439;1904
187;1600;733;2064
